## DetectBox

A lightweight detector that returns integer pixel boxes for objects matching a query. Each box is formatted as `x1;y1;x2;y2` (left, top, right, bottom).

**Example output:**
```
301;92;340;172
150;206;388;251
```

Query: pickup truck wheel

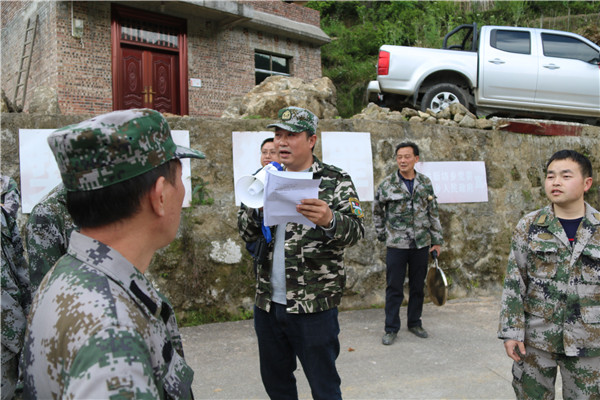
421;83;468;114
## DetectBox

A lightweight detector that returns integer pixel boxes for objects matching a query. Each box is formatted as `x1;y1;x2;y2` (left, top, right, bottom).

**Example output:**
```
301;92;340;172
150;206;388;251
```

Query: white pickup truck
367;24;600;124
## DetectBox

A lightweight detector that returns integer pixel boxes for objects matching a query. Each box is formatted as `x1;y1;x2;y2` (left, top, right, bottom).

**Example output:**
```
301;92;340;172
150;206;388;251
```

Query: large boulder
221;76;338;119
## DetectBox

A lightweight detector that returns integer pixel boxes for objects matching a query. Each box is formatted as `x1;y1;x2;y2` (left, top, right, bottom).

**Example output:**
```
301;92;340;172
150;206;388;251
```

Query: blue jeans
253;304;342;400
384;247;429;333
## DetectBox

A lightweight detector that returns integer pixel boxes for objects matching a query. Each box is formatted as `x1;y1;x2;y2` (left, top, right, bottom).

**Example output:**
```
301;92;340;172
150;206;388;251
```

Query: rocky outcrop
353;102;496;130
221;75;338;119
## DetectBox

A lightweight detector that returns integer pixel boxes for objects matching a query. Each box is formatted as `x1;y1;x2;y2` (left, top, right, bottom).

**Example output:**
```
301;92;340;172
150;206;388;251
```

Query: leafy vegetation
307;1;600;117
190;177;214;206
178;307;254;327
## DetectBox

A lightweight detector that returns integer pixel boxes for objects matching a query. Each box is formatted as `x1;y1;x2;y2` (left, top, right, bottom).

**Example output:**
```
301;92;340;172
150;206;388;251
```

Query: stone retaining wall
2;113;599;318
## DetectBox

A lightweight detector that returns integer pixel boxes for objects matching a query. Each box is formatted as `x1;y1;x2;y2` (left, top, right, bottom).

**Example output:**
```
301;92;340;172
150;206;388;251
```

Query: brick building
1;1;329;116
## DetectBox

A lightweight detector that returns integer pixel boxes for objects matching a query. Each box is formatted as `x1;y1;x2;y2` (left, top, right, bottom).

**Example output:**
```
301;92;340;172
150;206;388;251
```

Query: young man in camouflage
1;176;31;400
373;142;443;345
238;107;364;400
22;109;204;399
498;149;600;398
25;183;76;295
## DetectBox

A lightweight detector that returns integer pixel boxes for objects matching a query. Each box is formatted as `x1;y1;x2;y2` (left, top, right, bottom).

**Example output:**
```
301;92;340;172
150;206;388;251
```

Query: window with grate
120;19;179;49
255;52;290;84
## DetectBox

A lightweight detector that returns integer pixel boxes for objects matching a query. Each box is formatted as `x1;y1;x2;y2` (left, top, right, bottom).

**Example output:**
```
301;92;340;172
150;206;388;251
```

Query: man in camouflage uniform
22;109;204;399
1;176;31;400
498;149;600;398
238;107;364;400
373;142;443;345
25;183;76;295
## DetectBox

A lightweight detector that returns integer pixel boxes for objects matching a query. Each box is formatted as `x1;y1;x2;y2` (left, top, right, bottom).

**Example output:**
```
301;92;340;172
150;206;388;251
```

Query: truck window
541;33;599;63
490;29;530;55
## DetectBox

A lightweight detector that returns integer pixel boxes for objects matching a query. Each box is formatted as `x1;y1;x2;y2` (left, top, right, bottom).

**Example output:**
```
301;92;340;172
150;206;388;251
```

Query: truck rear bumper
366;80;382;103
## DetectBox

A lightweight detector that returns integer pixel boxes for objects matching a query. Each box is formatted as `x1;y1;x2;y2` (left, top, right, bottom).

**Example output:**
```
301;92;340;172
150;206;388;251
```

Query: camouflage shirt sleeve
237;204;262;244
319;162;365;248
1;176;31;361
25;184;76;295
372;181;387;242
424;174;444;247
497;212;533;343
1;212;30;359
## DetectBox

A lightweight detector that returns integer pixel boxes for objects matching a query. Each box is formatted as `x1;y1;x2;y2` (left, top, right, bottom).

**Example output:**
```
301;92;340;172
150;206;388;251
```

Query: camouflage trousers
511;345;600;400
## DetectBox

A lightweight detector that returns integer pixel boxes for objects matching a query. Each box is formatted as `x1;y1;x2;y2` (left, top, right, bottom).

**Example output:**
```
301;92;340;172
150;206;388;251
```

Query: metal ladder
13;15;38;112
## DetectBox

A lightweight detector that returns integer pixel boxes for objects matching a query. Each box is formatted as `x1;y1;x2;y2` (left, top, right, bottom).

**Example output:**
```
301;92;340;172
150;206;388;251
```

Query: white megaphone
236;162;282;208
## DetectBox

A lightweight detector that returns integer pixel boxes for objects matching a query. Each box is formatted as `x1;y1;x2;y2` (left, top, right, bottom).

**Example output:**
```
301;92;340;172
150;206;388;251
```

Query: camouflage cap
48;108;205;191
267;107;318;136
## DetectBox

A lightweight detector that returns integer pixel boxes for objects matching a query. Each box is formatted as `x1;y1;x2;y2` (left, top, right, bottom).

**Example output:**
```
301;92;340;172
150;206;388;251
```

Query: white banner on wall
321;131;374;202
18;129;195;213
415;161;488;204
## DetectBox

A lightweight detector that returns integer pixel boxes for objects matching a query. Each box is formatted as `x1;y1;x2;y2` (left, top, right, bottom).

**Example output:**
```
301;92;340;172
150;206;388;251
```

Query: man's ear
308;133;317;150
584;176;593;193
149;176;167;217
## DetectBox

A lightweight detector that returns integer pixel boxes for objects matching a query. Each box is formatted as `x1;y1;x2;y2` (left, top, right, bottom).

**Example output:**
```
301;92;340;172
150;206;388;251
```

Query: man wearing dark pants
253;304;341;399
373;142;443;345
238;107;364;399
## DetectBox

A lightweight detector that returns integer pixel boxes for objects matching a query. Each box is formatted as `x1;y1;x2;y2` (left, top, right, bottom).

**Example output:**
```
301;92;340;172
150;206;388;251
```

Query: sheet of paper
415;161;488;203
18;129;196;213
321;131;374;201
263;170;321;228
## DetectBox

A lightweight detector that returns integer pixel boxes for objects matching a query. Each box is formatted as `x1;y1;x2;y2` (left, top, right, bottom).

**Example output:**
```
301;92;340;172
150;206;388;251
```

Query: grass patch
178;307;254;327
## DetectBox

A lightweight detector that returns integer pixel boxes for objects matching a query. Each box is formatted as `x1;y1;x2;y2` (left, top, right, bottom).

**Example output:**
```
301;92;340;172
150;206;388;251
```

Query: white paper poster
321;131;374;201
18;129;195;213
415;161;488;203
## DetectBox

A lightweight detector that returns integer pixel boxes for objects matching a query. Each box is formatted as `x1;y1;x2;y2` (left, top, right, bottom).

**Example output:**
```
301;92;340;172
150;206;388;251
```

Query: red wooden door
152;52;178;113
120;47;178;113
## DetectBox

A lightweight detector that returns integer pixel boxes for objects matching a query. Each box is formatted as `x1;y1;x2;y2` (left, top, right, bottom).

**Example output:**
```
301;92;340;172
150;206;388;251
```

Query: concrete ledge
243;10;330;45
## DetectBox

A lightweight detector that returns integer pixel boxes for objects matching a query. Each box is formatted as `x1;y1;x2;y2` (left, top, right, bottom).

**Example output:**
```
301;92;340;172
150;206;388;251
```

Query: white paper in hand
263;170;321;228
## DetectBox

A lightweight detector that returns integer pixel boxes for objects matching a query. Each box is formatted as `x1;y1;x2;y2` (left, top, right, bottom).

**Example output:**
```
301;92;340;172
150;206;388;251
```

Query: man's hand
430;245;441;256
297;199;332;227
504;340;526;362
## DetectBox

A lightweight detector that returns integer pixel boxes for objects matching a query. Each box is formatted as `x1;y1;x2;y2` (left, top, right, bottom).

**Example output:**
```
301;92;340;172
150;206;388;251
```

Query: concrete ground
181;296;563;400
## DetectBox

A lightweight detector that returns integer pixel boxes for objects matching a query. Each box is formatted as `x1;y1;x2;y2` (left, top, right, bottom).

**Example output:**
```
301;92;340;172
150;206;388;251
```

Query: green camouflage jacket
373;170;443;249
25;184;77;295
1;176;31;364
23;231;194;399
498;203;600;357
238;156;365;314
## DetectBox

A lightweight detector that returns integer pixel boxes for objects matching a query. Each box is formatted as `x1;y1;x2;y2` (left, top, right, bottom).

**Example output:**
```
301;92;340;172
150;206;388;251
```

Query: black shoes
408;326;428;338
383;327;428;344
381;332;397;345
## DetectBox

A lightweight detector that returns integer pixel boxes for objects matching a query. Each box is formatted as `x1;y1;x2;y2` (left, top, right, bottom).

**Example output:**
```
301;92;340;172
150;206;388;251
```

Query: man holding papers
238;107;364;400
